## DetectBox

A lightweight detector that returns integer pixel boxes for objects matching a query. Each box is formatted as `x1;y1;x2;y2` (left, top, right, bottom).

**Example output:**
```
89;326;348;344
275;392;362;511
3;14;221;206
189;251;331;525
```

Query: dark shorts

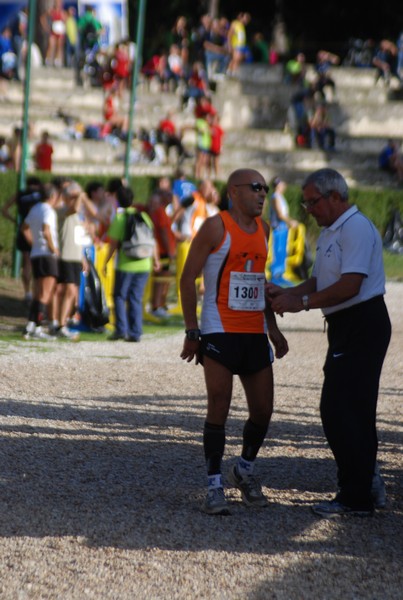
16;229;32;253
31;255;59;279
59;260;82;286
200;333;273;375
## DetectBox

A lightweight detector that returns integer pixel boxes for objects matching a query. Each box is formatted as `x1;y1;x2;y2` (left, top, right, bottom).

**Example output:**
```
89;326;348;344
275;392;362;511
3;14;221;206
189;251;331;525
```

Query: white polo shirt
312;205;386;315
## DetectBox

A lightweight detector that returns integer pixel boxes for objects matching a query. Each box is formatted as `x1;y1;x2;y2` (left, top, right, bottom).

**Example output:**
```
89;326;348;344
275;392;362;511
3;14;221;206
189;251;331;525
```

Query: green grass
383;251;403;281
0;314;185;344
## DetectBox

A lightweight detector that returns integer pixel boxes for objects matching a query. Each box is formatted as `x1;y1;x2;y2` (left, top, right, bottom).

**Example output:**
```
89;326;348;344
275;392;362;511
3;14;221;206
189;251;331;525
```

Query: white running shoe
58;326;80;341
24;326;56;341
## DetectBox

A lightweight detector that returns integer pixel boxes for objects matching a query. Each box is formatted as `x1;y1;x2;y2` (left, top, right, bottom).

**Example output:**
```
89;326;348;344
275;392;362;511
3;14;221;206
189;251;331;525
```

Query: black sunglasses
234;182;270;194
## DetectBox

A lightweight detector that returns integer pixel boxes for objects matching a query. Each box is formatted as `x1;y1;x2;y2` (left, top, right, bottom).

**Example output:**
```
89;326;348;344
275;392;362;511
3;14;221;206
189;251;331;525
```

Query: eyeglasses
234;182;270;194
301;194;327;210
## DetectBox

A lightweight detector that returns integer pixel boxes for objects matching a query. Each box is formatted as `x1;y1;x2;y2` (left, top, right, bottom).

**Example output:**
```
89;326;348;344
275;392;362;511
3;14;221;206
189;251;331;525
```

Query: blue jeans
113;270;149;340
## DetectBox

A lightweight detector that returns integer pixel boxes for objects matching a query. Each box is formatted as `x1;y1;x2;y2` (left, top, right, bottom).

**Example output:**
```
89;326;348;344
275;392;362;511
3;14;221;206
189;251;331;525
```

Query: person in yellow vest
227;12;251;75
65;6;78;68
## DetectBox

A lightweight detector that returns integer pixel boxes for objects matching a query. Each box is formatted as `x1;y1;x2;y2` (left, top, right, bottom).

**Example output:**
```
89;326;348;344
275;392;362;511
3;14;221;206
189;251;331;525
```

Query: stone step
236;64;397;90
41;135;392;188
46;154;395;190
224;129;396;154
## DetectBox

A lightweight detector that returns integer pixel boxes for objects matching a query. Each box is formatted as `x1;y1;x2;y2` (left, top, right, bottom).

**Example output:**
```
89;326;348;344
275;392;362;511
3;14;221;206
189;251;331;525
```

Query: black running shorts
200;333;273;375
31;255;59;279
59;260;82;286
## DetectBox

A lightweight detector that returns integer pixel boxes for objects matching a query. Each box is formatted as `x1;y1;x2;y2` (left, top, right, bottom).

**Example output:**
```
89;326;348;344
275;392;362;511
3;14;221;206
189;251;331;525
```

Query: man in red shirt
148;188;176;317
158;111;191;164
35;131;54;171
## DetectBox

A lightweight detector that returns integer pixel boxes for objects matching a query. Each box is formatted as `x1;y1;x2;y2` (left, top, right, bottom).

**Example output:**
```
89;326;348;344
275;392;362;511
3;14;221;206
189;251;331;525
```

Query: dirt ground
0;278;402;599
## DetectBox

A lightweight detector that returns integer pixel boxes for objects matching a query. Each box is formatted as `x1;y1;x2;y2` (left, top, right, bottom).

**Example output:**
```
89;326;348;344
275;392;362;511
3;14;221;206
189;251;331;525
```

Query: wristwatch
185;328;201;341
302;295;310;311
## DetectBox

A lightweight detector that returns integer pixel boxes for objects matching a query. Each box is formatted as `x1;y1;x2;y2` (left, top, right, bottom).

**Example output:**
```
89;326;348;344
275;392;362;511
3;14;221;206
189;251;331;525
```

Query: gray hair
62;181;82;198
302;168;349;201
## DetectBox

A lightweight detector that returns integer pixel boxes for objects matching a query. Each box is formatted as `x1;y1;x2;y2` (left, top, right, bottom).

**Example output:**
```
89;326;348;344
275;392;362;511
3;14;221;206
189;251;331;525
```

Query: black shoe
125;336;140;342
312;498;373;518
107;332;126;341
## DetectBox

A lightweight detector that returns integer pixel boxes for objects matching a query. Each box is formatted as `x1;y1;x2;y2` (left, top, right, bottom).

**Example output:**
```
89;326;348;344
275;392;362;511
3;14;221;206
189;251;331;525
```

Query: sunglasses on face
234;182;270;194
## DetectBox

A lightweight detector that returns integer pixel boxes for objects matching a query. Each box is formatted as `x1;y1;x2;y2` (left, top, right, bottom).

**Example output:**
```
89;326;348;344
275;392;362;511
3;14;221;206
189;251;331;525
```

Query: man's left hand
269;328;289;359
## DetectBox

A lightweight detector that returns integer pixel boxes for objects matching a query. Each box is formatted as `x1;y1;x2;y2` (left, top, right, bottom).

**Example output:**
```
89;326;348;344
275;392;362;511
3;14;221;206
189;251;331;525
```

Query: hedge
1;170;402;274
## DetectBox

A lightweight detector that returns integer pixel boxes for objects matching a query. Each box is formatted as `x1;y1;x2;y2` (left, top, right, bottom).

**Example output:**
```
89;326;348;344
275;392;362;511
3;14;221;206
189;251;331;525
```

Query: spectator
287;88;314;147
157;111;192;164
168;16;190;66
167;43;185;88
10;5;28;80
40;0;67;67
208;112;224;179
396;32;403;82
284;52;307;86
52;181;88;340
0;135;10;171
148;189;176;317
85;180;115;242
373;39;398;86
271;16;290;64
191;13;212;64
195;115;211;179
65;6;78;68
21;183;60;340
309;102;336;150
194;94;216;119
7;126;23;171
378;139;403;182
182;61;210;108
203;18;230;81
110;40;131;98
0;26;17;99
78;4;102;53
266;176;299;282
313;49;340;101
35;131;54;172
103;87;129;138
103;186;160;342
227;12;251;75
2;177;44;303
251;32;270;63
76;4;102;85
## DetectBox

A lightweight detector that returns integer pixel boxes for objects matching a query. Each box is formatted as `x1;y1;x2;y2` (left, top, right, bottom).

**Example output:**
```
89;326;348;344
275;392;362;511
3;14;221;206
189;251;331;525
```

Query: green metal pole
12;0;37;278
124;0;147;182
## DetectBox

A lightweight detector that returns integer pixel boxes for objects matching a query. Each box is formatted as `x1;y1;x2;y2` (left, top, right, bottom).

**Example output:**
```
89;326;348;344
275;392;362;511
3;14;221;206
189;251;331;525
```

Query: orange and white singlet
201;211;268;334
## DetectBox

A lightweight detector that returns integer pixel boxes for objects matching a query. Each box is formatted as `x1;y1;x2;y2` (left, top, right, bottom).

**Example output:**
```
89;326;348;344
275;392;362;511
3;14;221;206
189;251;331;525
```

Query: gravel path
0;283;402;599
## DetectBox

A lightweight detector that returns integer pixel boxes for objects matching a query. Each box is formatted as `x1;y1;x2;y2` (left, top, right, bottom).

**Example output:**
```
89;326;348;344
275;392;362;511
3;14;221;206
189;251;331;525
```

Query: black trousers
321;296;391;509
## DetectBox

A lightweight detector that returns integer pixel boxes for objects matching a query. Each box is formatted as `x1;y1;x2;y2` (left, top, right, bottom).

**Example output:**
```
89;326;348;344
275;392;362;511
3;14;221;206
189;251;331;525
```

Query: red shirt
35;142;53;171
112;48;130;78
210;124;224;154
150;206;176;256
194;100;216;119
158;119;176;136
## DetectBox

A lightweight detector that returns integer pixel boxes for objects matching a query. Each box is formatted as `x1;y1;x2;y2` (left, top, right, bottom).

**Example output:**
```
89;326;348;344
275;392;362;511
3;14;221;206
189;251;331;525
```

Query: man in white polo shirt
266;168;391;517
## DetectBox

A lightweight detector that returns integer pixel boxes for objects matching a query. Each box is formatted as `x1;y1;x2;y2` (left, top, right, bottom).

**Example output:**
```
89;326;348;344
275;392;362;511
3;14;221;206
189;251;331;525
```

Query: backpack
121;210;155;259
82;249;110;330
